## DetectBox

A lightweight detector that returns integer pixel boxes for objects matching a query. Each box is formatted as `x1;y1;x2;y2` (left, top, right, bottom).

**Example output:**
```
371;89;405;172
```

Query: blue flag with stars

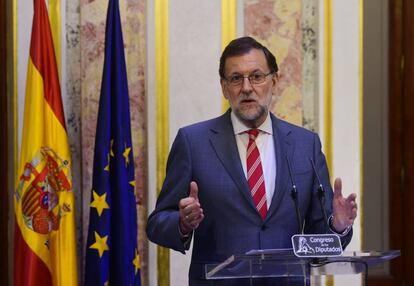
84;0;141;284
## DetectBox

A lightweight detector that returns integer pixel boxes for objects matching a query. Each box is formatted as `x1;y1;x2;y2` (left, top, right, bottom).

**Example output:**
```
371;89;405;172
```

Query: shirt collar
230;110;273;135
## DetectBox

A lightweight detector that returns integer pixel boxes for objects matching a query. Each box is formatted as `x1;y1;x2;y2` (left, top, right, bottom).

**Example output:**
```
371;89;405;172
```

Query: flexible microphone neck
310;158;330;230
286;156;304;234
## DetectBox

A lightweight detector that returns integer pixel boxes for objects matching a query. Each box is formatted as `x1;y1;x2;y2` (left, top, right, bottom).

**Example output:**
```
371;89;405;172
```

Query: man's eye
251;73;264;80
230;75;243;82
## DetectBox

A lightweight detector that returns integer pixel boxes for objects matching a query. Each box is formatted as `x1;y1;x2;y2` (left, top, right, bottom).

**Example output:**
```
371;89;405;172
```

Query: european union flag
84;0;141;285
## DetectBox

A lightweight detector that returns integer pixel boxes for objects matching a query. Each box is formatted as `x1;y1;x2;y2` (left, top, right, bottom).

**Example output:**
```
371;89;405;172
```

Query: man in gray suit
146;36;358;286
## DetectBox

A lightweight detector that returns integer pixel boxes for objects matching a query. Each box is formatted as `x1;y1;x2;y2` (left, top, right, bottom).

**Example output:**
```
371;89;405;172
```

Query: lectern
205;249;400;285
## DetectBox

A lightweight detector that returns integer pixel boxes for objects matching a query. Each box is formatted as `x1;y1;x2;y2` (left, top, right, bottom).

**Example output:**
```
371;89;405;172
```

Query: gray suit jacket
146;110;352;281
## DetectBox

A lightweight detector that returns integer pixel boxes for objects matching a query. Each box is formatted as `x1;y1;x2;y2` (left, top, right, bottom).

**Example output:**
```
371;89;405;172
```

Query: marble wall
245;0;318;131
65;0;82;279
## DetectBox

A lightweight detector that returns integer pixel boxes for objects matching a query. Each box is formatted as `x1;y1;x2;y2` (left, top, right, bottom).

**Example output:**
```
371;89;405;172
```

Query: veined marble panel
65;0;82;279
244;0;319;131
245;0;303;126
301;0;318;132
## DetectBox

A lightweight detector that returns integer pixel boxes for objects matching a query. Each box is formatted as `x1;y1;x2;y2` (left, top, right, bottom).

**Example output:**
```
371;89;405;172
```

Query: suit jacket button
261;225;267;231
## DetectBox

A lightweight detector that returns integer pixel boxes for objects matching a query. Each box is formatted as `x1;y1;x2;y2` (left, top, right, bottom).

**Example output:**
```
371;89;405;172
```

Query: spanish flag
14;0;78;285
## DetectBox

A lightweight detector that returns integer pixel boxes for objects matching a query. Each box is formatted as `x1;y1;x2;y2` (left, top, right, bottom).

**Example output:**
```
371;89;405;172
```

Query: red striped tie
246;129;267;220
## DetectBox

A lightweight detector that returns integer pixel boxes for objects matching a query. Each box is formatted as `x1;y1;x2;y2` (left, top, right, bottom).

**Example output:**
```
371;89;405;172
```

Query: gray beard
234;105;267;127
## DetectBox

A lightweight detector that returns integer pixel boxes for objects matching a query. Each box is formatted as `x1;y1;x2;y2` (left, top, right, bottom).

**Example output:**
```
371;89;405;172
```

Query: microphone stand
310;158;330;230
286;156;304;234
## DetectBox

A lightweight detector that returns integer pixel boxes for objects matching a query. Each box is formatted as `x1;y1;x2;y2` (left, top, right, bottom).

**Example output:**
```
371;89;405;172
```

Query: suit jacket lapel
265;114;294;221
208;111;258;213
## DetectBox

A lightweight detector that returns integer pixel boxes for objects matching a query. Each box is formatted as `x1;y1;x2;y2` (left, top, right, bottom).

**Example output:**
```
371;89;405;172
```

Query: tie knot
247;129;259;140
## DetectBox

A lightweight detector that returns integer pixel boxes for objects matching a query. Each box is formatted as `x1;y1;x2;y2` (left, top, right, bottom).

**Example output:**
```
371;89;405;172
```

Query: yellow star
90;190;110;216
129;180;136;189
110;139;114;157
133;249;140;274
104;153;110;171
89;231;109;258
123;144;131;167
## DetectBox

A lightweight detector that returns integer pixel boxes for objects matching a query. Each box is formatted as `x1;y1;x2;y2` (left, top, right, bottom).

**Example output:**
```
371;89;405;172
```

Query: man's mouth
240;99;257;107
241;98;256;103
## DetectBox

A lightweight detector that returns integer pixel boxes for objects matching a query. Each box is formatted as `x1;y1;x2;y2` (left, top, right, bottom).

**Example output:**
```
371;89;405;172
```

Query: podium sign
292;234;343;257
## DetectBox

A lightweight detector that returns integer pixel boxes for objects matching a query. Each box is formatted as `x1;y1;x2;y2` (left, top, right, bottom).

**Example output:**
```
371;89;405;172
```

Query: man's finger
189;181;199;200
345;193;357;203
179;197;194;209
334;177;343;197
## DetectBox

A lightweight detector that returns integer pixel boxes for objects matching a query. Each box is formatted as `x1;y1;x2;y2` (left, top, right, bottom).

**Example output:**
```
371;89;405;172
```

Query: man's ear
271;71;280;93
220;78;229;99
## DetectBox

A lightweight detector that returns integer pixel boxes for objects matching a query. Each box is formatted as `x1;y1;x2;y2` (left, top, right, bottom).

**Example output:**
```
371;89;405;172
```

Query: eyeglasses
223;71;274;86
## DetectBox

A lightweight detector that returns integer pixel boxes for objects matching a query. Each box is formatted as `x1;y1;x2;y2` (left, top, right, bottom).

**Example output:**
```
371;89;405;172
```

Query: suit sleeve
146;128;193;254
304;133;353;249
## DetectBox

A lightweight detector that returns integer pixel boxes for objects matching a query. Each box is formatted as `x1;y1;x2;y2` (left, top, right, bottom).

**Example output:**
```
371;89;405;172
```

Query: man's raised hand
179;181;204;234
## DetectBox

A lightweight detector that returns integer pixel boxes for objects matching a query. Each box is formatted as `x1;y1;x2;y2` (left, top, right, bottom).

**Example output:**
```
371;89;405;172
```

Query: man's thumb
189;181;199;200
334;177;343;197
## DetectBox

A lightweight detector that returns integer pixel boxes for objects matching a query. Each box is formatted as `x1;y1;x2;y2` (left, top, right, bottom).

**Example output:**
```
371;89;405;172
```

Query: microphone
290;158;344;259
309;158;330;231
286;156;303;234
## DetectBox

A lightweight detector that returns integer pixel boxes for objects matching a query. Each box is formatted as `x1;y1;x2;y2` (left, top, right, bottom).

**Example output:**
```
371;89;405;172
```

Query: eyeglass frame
222;71;275;86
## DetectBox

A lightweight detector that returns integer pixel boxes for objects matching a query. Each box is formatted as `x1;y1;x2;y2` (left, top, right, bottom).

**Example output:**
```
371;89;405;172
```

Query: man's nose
241;76;253;93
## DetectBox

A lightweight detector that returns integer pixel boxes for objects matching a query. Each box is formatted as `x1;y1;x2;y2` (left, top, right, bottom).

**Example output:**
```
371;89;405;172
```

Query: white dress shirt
230;111;276;209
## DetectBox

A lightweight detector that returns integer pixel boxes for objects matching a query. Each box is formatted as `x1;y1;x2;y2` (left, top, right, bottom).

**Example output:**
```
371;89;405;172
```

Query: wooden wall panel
380;0;414;285
387;0;403;285
401;0;414;284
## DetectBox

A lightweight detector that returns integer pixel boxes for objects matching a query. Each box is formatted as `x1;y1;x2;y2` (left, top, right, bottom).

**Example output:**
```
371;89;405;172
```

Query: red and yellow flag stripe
14;0;78;285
